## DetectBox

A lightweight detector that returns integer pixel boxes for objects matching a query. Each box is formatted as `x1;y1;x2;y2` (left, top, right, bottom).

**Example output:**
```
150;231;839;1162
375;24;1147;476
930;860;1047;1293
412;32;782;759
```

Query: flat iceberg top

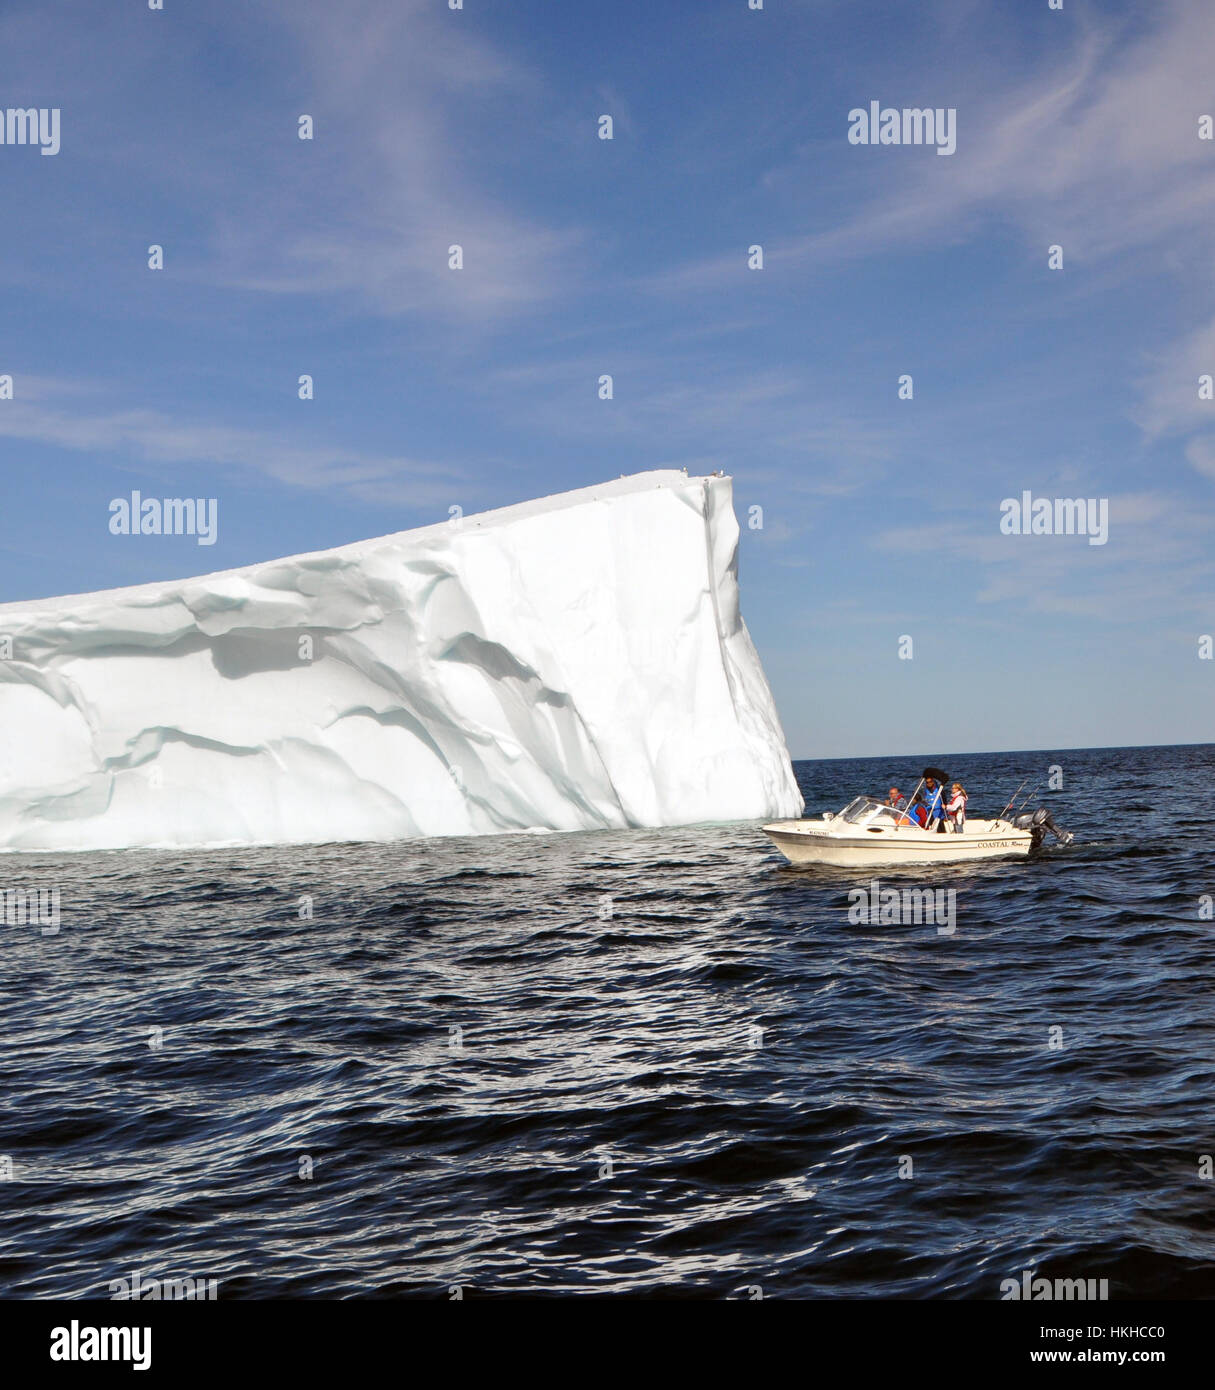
0;470;802;850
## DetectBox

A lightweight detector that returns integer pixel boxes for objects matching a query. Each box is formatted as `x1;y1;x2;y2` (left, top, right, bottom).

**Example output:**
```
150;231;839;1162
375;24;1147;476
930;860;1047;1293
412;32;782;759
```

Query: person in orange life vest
886;786;911;826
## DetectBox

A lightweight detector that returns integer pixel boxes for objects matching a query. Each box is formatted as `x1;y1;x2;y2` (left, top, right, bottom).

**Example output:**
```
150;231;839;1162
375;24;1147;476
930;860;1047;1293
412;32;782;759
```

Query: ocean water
2;744;1213;1299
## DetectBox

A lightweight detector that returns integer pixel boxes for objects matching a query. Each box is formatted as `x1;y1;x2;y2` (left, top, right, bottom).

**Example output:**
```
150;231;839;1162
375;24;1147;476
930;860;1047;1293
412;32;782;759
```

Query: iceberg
0;470;802;850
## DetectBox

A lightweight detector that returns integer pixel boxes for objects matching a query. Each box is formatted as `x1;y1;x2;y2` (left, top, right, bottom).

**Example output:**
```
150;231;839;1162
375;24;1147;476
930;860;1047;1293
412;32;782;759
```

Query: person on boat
922;776;946;830
946;782;968;833
909;795;929;827
886;787;911;826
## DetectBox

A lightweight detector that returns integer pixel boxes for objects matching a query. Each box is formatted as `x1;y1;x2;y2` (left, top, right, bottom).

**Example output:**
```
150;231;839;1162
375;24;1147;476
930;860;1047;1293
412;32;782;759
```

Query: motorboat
762;776;1073;869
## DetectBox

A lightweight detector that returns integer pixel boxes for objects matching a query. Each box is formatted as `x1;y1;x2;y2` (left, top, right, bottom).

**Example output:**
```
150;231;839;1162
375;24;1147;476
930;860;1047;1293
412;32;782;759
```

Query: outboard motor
1012;806;1074;848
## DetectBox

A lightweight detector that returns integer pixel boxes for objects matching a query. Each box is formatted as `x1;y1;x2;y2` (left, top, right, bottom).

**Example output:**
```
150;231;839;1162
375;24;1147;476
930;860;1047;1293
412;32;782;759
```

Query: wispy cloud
0;387;464;506
873;488;1214;621
204;0;584;322
658;0;1215;294
1136;314;1215;479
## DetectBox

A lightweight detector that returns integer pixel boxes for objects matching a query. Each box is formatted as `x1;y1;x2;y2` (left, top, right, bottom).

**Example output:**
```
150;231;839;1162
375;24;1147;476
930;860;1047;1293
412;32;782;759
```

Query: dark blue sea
3;744;1214;1299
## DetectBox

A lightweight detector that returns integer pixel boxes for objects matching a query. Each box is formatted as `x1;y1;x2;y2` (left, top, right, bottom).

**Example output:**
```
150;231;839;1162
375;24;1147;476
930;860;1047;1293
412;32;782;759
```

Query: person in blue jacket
922;776;945;829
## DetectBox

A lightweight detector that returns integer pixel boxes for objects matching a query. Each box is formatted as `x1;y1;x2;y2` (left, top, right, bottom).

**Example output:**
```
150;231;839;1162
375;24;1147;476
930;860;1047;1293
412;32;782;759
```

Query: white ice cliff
0;471;802;850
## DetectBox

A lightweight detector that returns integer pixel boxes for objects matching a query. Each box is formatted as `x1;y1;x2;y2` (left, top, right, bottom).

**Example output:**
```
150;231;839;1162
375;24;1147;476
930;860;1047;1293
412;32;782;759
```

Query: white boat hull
762;816;1032;867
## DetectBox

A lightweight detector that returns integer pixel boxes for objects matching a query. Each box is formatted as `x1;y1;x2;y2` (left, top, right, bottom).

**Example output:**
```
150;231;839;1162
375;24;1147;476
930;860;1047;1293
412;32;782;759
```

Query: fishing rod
1014;782;1042;817
999;778;1029;820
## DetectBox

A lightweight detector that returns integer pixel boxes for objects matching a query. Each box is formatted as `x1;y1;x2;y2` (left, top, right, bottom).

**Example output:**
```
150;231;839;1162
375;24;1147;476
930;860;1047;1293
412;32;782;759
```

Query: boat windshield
839;796;883;824
839;796;910;827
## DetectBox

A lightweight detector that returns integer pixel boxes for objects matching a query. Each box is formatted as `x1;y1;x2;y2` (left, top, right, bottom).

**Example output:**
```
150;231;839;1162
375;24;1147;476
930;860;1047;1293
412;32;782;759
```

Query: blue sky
2;0;1213;758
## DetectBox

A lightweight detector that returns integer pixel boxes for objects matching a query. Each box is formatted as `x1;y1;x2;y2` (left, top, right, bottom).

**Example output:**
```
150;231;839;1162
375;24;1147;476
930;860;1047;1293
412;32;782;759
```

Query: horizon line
791;738;1215;763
